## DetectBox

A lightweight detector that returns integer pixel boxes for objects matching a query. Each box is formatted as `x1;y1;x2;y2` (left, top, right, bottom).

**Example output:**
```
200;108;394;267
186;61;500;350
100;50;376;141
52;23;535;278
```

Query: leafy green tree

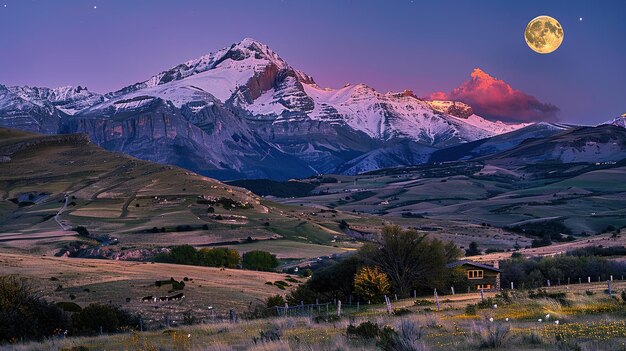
242;250;278;271
353;266;391;303
169;245;199;265
198;248;240;268
370;225;450;297
309;255;362;300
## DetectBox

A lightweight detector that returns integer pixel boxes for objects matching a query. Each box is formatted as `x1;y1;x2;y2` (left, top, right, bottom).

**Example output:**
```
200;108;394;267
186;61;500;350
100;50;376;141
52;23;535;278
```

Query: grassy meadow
4;281;626;350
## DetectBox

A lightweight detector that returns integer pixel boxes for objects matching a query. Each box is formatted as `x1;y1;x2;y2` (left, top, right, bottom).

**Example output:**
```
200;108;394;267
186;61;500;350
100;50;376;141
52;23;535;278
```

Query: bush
56;301;82;313
473;322;510;349
242;250;278;271
347;321;381;339
198;247;240;268
169;245;199;265
353;266;391;303
72;303;139;334
392;307;412;316
465;304;477;315
0;275;70;342
73;226;90;237
265;294;286;308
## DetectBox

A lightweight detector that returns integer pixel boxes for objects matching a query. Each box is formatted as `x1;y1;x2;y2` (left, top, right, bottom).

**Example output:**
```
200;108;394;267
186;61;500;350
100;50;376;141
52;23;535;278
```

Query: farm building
447;260;501;291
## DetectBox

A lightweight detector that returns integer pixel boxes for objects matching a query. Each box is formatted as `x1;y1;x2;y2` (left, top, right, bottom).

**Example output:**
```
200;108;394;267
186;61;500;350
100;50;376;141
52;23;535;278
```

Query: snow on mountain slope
602;114;626;129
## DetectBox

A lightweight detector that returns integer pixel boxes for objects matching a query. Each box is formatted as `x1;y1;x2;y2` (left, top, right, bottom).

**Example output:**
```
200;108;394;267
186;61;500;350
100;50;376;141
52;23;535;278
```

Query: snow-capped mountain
0;85;102;133
602;114;626;129
0;38;539;179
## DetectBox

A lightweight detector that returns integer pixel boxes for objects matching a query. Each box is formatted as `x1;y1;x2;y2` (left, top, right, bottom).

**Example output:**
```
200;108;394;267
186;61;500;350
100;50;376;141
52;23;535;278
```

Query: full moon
524;15;564;54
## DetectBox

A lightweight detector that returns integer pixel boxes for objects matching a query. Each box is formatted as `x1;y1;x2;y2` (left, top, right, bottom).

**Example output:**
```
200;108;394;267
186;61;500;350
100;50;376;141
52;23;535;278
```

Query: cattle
167;293;185;301
141;295;153;302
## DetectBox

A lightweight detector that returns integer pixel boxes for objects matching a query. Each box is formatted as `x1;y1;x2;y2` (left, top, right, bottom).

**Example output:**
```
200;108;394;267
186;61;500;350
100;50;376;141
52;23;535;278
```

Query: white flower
538;319;543;323
545;314;550;320
505;318;509;322
489;317;494;322
555;320;560;325
493;304;498;309
187;334;191;338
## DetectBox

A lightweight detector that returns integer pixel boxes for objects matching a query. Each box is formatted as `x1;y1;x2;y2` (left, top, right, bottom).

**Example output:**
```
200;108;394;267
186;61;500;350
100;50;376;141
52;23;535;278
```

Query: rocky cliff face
1;38;532;179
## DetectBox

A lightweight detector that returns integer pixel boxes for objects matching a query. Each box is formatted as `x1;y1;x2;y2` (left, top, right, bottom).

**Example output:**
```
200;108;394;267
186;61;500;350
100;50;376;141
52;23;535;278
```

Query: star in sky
579;17;583;21
93;5;97;10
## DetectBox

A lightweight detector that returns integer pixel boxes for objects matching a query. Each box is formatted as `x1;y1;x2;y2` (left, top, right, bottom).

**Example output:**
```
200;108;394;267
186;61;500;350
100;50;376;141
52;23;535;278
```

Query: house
447;260;502;291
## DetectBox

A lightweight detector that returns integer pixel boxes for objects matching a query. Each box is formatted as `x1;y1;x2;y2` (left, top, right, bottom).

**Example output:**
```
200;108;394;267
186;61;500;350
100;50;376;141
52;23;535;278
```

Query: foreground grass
5;284;626;351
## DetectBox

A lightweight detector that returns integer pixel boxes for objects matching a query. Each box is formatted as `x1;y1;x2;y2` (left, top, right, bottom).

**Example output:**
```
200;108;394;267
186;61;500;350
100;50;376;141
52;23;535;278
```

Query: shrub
0;275;70;342
73;226;90;237
465;304;477;315
353;266;391;303
198;247;240;268
265;294;285;308
473;322;510;349
392;307;412;316
347;321;381;339
169;245;199;265
72;303;139;334
242;250;278;271
56;301;82;313
621;290;626;303
414;299;434;306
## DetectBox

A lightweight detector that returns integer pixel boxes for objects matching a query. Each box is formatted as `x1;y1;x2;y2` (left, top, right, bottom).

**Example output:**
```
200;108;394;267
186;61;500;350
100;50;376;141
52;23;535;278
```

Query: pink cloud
427;68;559;123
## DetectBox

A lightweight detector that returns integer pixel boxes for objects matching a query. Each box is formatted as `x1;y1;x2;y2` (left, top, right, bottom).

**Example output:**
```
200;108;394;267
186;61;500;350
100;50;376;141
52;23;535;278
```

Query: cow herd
141;293;185;303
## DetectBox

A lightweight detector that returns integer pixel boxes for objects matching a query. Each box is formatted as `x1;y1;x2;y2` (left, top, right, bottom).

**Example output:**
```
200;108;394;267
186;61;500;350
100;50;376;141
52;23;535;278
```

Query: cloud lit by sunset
428;68;560;123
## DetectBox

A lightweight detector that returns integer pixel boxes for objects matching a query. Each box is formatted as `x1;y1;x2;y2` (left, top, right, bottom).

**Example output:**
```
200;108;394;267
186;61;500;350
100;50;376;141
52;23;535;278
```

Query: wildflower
538;319;543;323
545;314;550;320
505;318;509;322
493;304;498;309
489;317;494;322
555;320;560;325
187;334;191;338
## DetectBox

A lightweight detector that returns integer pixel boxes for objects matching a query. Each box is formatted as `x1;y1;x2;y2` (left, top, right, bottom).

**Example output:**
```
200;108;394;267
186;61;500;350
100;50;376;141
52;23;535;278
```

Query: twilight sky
1;0;625;124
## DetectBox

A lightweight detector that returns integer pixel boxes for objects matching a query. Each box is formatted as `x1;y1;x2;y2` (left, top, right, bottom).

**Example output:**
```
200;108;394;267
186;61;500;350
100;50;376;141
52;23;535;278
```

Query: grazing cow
168;293;185;301
159;296;168;302
141;295;153;302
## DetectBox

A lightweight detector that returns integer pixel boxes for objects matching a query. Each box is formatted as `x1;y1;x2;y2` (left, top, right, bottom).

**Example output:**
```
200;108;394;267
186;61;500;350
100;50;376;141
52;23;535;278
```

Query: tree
353;266;391;303
369;225;450;297
309;255;362;300
465;241;481;256
169;245;199;265
198;248;240;268
0;275;70;342
242;250;278;271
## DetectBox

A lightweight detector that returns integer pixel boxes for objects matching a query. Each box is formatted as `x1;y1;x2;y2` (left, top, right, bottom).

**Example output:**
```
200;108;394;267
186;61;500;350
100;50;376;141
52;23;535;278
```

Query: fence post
337;300;341;317
413;290;416;299
579;277;582;284
480;288;484;302
608;280;612;297
139;317;143;332
547;280;551;287
611;275;614;282
567;277;570;285
357;301;360;312
510;282;514;290
588;276;591;284
434;289;440;311
394;294;398;301
451;286;455;295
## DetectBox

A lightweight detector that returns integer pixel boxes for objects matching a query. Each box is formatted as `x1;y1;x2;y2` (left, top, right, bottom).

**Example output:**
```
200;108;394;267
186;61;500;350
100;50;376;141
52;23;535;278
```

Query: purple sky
1;0;625;124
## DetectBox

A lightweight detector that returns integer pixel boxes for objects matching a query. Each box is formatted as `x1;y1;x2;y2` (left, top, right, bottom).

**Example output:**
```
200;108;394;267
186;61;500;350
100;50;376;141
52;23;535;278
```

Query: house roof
447;260;502;273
